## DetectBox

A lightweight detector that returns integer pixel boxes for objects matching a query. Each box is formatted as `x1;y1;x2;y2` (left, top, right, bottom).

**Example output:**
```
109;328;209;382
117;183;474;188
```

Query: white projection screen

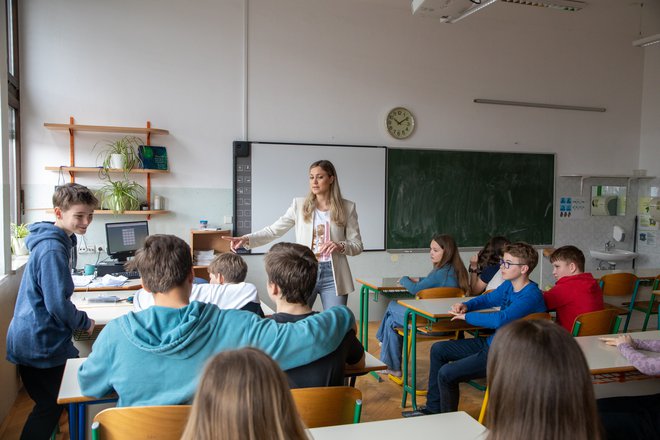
249;143;386;251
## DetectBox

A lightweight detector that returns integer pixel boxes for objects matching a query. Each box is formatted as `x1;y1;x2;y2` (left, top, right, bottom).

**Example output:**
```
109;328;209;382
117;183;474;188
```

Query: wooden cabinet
191;229;231;280
44;117;170;216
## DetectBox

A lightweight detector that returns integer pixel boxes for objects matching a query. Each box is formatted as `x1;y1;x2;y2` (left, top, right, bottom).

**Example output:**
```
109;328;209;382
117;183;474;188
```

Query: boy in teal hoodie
78;234;355;407
7;183;97;439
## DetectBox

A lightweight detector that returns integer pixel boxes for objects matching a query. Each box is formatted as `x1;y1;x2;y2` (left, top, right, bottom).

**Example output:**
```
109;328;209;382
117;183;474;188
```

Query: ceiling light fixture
443;0;498;24
633;33;660;47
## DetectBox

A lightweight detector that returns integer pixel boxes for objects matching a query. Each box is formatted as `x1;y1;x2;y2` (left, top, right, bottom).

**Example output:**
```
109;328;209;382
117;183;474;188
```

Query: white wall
16;0;660;314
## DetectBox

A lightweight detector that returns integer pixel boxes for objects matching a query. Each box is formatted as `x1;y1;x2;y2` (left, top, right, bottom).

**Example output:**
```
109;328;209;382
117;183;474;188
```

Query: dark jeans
18;363;66;440
426;337;489;413
598;393;660;440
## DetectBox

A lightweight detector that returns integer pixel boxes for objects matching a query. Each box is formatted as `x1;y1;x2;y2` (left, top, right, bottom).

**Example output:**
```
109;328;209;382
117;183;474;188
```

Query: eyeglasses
499;259;527;269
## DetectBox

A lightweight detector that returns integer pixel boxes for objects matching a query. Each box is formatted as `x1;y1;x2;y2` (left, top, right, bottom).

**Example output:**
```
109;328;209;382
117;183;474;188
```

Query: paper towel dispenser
591;186;626;216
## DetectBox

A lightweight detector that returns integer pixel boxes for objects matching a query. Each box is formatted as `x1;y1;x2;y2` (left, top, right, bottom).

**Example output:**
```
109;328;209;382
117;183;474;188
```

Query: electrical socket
96;245;104;253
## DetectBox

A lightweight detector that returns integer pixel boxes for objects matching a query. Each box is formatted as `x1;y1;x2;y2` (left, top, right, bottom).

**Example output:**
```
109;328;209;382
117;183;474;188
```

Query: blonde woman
181;347;308;440
225;160;363;309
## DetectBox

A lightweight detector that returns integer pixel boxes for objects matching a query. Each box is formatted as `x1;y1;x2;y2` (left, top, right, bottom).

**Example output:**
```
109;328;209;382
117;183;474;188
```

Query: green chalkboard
387;149;554;249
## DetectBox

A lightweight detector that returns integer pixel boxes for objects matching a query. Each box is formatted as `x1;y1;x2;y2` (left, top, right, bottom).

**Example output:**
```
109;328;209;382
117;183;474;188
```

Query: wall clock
386;107;415;139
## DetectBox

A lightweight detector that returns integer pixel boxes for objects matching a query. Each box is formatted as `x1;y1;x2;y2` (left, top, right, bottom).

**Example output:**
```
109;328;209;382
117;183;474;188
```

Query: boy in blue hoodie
6;183;97;439
78;234;355;407
411;242;546;416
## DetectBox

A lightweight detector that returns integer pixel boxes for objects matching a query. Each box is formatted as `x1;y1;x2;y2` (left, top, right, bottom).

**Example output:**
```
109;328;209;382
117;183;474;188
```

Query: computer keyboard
110;271;141;280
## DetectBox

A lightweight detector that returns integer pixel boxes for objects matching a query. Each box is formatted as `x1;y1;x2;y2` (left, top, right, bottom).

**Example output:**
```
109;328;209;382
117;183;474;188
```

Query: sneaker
401;406;437;418
384;369;402;378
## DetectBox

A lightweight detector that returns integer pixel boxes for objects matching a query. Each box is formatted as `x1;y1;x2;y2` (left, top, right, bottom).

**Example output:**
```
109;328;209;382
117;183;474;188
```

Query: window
6;0;20;225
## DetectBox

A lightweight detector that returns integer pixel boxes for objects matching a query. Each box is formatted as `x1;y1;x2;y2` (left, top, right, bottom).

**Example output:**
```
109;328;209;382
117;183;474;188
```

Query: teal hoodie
78;301;354;406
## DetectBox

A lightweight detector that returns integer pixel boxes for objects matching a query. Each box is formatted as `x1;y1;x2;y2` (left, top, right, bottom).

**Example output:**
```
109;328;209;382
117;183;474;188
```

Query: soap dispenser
613;225;625;242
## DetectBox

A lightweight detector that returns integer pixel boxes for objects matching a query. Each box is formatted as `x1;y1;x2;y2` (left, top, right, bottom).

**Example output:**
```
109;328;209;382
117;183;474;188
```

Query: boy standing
6;183;97;439
415;242;546;415
544;245;603;332
133;252;263;316
266;242;364;388
78;235;355;406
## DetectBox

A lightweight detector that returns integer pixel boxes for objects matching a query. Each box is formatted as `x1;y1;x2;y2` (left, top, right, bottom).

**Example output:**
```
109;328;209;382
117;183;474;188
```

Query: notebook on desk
71;275;94;287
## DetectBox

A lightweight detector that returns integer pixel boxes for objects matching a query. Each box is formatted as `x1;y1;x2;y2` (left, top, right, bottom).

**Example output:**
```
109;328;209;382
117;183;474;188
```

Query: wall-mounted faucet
605;240;614;251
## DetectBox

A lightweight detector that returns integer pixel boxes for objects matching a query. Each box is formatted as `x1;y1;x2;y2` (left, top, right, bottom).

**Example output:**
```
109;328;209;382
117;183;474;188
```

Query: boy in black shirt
266;242;365;388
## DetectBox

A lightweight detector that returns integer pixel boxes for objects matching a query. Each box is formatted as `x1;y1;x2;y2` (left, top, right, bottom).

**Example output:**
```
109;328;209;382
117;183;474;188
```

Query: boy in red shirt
544;246;604;332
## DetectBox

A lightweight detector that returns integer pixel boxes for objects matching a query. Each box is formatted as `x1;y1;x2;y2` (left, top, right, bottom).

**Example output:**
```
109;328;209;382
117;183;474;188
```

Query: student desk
354;278;411;351
73;278;142;292
345;352;387;386
57;358;117;440
308;411;485;439
398;297;485;410
576;330;660;380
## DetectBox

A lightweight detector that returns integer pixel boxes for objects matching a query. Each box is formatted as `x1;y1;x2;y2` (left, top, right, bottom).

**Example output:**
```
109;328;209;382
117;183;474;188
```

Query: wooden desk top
397;297;470;318
71;291;134;325
355;278;410;292
57;358;116;404
345;352;387;376
576;330;660;374
308;411;485;439
74;279;142;292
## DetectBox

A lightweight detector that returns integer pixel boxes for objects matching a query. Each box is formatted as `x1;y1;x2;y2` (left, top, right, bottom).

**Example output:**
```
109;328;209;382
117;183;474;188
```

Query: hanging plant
96;179;145;213
95;135;144;179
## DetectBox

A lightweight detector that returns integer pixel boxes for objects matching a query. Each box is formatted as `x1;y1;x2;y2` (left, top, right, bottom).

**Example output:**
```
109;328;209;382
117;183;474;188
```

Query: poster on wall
558;196;587;220
638;196;659;231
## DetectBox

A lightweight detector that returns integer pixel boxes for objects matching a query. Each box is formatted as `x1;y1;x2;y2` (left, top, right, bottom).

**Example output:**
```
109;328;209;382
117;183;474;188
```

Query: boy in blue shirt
6;183;97;439
412;242;546;415
78;235;355;407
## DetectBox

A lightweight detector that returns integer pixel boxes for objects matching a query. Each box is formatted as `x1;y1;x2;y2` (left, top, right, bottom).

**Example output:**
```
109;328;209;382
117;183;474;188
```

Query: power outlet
96;245;104;253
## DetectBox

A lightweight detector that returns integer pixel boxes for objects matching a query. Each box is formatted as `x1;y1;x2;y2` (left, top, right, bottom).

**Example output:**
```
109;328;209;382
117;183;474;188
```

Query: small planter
110;153;125;170
11;236;28;256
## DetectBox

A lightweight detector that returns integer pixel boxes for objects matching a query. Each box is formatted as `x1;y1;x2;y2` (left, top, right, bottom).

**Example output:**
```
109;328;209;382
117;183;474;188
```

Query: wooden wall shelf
44;123;169;136
46;209;169;215
45;166;169;174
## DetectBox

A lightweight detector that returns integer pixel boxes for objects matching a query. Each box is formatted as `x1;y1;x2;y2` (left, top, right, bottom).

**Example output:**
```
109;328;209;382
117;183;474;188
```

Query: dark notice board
387;149;555;249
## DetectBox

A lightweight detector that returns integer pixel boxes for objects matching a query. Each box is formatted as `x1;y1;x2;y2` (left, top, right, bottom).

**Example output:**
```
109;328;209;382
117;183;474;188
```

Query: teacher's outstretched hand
226;159;363;311
223;235;249;253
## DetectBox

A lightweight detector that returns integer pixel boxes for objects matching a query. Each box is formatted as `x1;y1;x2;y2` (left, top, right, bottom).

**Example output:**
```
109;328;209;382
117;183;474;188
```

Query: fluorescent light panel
444;0;498;24
499;0;586;11
633;34;660;48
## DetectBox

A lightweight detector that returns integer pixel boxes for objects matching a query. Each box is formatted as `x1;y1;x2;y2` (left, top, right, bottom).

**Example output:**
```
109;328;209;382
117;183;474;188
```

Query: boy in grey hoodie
7;183;97;440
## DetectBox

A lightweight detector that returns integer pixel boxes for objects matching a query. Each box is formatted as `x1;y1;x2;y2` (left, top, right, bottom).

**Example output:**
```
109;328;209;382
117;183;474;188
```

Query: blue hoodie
78;301;355;407
6;222;91;368
399;264;458;294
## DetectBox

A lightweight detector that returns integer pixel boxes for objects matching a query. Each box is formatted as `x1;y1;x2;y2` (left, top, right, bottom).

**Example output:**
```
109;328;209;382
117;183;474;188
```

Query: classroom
1;0;660;438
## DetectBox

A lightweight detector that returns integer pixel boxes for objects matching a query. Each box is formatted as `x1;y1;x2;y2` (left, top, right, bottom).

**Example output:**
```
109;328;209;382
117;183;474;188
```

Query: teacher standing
225;160;363;309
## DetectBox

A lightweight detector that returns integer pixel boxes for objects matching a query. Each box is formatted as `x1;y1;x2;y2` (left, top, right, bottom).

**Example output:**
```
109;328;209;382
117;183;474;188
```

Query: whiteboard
250;143;386;250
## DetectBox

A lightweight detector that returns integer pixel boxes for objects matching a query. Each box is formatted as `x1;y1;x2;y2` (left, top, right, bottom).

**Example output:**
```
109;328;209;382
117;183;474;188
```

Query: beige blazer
246;197;363;296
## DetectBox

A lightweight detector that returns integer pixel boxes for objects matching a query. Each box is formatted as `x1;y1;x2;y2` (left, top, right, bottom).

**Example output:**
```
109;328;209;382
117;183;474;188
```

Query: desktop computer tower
96;262;127;277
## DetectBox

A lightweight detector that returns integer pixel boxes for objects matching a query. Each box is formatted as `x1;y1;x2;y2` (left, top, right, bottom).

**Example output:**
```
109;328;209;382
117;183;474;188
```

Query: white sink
589;249;638;262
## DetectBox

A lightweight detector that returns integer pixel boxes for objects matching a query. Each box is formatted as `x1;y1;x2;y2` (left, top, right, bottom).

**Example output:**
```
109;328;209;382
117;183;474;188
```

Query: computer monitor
105;221;149;263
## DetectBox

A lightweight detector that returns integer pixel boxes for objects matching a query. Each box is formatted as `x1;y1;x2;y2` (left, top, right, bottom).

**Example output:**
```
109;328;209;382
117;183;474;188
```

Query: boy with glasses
408;242;546;416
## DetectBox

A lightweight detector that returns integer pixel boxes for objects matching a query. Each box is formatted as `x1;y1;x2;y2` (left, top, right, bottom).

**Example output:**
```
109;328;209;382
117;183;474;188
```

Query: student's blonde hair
486;320;602;440
432;234;470;294
503;242;538;273
302;160;346;226
181;348;308;440
208;252;248;283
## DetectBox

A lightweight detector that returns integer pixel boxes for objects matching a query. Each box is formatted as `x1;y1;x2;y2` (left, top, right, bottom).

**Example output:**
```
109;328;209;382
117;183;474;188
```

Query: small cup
84;264;96;276
199;220;208;230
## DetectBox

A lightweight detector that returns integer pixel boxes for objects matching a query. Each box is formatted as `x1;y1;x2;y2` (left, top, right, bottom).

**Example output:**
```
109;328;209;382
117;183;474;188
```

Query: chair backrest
416;287;465;300
599;273;638;296
91;405;191;440
653;275;660;290
571;309;621;337
522;312;553;321
290;386;362;428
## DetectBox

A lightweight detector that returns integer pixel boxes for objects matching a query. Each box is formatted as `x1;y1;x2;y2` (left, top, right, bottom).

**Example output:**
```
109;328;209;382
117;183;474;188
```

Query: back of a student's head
478;236;510;267
208;253;248;283
550;245;585;273
52;183;98;210
503;242;538;273
181;348;307;440
264;242;318;306
486;320;601;440
126;235;192;294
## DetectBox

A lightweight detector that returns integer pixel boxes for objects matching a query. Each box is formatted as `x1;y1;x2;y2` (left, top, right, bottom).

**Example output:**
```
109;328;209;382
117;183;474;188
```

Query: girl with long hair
225;160;363;310
375;234;469;377
468;236;510;294
181;347;308;440
486;319;602;440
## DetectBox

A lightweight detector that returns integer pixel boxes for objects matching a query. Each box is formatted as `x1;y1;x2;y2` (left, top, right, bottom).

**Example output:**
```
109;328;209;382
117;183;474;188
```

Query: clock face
386;107;415;139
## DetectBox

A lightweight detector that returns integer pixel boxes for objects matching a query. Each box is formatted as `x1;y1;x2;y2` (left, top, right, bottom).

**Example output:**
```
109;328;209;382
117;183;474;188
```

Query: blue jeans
307;261;347;310
375;301;408;371
426;337;489;413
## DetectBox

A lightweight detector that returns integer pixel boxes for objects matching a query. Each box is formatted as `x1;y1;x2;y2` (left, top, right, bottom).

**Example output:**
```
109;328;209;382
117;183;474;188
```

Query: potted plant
10;222;30;256
96;179;145;214
96;135;144;178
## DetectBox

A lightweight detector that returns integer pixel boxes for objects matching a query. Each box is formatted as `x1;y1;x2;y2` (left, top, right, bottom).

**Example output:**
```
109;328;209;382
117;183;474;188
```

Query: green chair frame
626;276;660;331
598;274;643;332
571;310;622;337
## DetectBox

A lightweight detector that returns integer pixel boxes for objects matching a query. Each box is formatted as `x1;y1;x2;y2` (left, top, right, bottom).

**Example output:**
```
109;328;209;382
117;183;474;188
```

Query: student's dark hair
432;234;469;293
264;242;318;306
52;183;98;210
486;319;602;440
208;253;248;283
125;235;192;294
503;242;538;273
181;348;307;440
477;236;510;270
550;245;585;273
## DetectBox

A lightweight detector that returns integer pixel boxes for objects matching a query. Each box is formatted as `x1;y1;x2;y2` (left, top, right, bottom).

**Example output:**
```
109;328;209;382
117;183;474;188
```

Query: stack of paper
194;249;216;265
